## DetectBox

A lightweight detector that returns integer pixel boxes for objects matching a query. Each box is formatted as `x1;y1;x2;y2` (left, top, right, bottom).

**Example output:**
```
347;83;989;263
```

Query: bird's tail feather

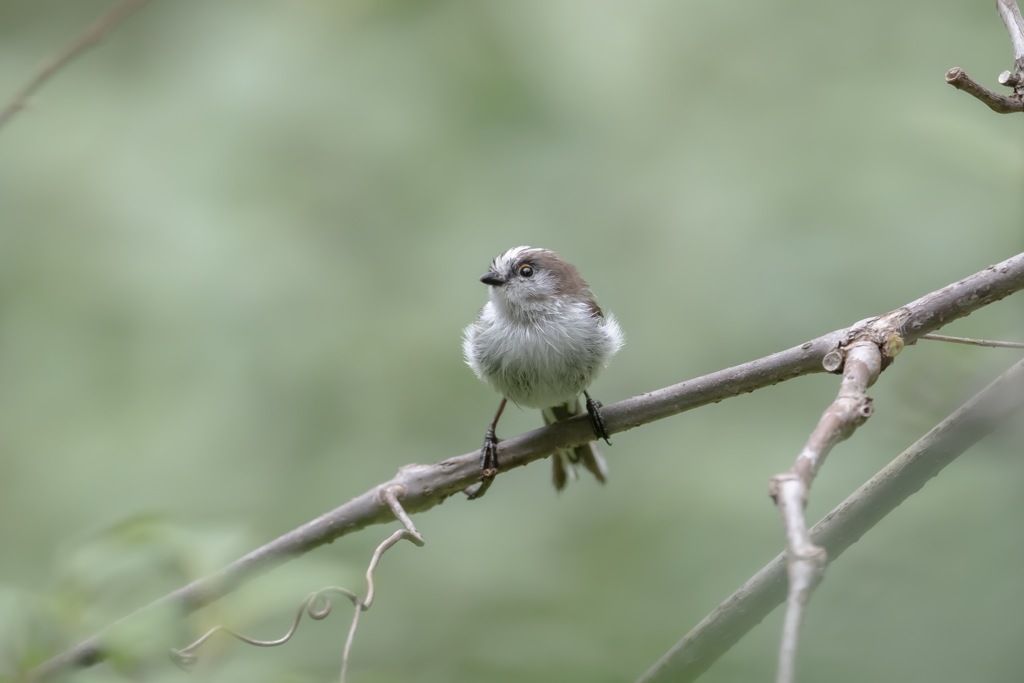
542;398;609;491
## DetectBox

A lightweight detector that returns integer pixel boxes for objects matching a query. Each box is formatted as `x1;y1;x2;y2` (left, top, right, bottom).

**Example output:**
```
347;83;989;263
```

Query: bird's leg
583;391;612;445
464;398;507;500
479;397;507;473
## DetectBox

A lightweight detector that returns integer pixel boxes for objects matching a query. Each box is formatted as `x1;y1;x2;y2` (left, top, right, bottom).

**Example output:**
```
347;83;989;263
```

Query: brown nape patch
527;250;603;318
527;249;588;291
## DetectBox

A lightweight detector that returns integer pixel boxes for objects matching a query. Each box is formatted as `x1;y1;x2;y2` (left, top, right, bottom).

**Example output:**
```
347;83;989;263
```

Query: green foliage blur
0;1;1021;681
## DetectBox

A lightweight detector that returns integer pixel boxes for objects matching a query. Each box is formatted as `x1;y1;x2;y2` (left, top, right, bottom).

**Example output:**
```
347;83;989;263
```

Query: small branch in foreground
23;251;1024;682
0;0;152;130
637;357;1024;683
170;486;423;683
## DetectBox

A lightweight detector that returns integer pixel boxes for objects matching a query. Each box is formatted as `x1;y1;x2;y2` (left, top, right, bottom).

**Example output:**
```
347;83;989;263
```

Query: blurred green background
0;1;1022;681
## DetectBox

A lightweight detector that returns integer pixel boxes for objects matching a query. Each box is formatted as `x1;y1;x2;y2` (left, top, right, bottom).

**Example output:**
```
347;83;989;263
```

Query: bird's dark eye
518;264;534;278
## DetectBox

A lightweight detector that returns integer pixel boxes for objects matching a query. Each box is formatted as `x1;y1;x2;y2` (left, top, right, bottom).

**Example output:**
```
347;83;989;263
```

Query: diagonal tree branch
0;0;153;130
23;251;1024;682
636;356;1024;683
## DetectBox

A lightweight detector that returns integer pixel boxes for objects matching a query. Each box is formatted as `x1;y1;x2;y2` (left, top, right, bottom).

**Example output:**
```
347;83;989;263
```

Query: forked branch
946;0;1024;111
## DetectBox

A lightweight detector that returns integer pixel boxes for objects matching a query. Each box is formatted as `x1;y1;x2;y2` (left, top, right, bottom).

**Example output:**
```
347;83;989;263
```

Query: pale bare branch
997;0;1024;64
770;341;881;683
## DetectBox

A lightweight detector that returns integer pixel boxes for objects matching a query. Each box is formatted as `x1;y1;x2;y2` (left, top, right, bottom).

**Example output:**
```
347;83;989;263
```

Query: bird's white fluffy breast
463;299;623;408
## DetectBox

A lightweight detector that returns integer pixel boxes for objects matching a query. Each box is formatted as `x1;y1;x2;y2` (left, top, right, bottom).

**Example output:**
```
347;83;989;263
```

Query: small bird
463;246;624;497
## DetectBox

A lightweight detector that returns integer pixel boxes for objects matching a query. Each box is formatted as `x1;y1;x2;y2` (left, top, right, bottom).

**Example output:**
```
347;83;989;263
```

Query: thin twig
921;333;1024;349
340;598;363;683
171;586;358;669
23;252;1024;682
769;342;882;683
170;486;423;683
339;488;423;683
338;526;420;683
637;358;1024;683
379;486;425;547
0;0;153;130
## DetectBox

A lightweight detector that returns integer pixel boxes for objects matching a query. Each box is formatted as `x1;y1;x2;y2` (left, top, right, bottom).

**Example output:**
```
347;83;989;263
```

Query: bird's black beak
480;271;506;286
